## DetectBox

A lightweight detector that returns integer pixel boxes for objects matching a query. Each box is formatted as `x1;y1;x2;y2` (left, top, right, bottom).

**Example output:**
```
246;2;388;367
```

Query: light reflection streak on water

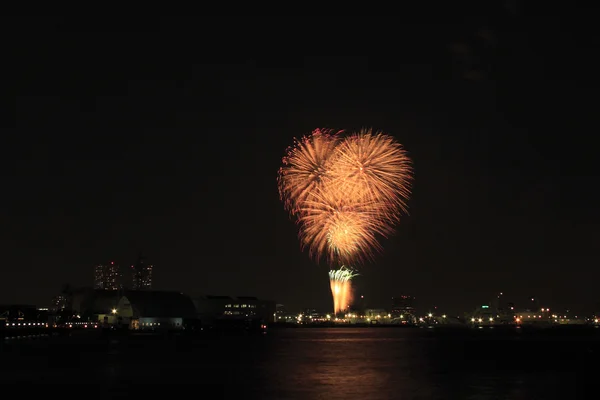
1;326;594;398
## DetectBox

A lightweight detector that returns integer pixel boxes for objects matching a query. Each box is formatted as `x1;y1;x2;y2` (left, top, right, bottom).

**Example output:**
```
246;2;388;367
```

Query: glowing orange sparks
328;129;413;218
277;128;342;216
329;267;357;315
278;127;413;312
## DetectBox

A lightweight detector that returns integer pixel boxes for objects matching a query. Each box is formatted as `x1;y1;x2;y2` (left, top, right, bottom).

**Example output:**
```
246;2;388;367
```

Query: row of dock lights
471;318;494;322
296;313;427;323
4;322;103;328
5;322;48;327
67;322;98;328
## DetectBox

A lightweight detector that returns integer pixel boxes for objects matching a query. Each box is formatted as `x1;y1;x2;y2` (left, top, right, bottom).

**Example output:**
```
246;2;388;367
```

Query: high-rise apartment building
131;254;153;290
51;295;68;311
94;261;121;290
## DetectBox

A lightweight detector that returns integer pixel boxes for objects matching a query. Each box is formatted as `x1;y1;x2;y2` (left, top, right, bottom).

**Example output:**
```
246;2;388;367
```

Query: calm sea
1;327;599;398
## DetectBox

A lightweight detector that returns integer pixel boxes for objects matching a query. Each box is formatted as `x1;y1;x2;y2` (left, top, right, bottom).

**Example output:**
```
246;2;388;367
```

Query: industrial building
114;290;197;330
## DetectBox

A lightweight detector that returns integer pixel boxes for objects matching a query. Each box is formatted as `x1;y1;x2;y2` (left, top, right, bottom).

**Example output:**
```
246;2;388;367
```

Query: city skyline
92;255;153;292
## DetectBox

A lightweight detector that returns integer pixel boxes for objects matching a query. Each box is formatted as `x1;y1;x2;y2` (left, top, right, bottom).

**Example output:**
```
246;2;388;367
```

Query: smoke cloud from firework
278;128;412;312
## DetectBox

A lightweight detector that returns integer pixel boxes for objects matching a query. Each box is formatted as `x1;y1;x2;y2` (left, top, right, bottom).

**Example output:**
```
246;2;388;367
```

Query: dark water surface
1;327;598;398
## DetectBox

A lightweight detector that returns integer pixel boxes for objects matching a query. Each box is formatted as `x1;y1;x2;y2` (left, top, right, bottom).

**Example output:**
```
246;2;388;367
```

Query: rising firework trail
278;127;413;313
329;267;358;315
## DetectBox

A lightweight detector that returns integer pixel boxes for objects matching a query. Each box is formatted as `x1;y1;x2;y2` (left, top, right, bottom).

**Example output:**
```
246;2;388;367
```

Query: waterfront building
114;290;197;330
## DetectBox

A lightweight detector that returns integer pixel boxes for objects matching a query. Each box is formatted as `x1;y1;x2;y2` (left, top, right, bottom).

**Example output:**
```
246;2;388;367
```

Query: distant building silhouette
94;262;120;290
68;289;196;330
391;295;415;317
131;254;153;290
51;295;68;312
115;290;197;330
193;295;276;326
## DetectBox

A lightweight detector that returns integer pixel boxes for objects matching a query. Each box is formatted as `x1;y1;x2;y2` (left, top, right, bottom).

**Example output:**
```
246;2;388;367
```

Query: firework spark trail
328;129;413;217
280;128;412;265
278;127;412;313
329;267;358;315
277;128;341;215
297;188;393;265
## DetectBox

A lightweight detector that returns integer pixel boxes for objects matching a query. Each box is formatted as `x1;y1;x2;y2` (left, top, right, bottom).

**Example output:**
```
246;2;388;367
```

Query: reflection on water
266;329;430;400
1;327;598;398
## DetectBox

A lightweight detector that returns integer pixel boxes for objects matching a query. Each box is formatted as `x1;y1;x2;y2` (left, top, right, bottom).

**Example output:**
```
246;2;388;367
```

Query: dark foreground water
1;327;599;398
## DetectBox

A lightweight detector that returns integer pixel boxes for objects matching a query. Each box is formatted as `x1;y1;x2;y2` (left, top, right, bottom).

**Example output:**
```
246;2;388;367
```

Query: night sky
3;9;598;314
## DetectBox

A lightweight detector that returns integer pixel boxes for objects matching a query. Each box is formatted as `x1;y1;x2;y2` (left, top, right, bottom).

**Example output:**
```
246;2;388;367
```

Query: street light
111;308;117;314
